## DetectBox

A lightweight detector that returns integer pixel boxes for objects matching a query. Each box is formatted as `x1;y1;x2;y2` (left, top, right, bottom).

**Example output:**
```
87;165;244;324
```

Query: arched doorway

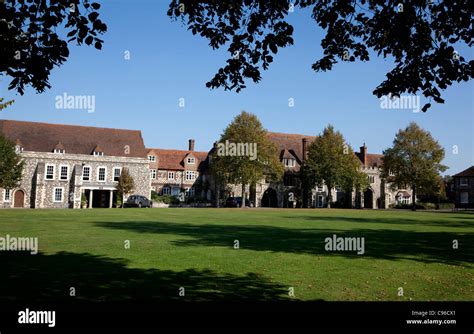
14;190;25;208
363;189;373;209
261;188;278;207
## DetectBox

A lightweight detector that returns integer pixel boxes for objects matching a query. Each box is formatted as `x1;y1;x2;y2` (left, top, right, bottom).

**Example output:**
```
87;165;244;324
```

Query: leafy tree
0;133;24;190
116;168;135;208
0;98;14;111
168;0;473;111
381;122;447;210
1;0;107;94
302;125;368;208
211;111;284;208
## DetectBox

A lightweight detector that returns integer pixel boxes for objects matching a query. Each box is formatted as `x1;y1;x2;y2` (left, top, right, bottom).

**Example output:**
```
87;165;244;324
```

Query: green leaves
0;133;25;190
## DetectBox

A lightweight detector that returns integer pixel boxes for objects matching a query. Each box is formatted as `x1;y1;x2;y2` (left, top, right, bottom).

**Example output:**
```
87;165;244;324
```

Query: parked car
225;197;251;208
124;195;153;208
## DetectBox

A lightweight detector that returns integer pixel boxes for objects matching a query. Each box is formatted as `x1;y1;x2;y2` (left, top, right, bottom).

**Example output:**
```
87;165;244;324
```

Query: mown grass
0;208;472;301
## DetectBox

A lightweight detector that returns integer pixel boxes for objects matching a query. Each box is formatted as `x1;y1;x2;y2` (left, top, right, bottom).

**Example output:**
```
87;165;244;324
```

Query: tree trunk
215;182;220;208
327;183;332;208
241;183;246;209
411;185;417;211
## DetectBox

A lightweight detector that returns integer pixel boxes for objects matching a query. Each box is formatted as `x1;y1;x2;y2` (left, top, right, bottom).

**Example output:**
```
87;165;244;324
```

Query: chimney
302;138;308;161
189;139;195;151
360;143;367;166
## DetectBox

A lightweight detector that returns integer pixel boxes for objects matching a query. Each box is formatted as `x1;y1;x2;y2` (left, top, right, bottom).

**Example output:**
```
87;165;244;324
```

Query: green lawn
0;208;473;301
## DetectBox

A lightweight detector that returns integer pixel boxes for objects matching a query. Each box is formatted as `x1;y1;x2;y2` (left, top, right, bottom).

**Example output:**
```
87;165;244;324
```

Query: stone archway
363;189;373;209
13;190;25;208
261;188;278;207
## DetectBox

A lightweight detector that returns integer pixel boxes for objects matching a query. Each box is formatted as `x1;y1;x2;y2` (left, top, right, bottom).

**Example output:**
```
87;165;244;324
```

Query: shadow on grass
290;214;474;228
95;221;474;267
0;252;290;302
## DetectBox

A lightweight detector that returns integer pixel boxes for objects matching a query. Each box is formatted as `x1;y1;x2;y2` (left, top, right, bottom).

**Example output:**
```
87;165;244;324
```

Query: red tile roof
0;120;147;158
147;148;208;171
453;166;474;177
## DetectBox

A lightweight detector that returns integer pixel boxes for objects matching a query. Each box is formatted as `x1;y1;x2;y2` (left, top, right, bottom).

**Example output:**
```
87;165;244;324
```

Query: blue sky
1;0;472;175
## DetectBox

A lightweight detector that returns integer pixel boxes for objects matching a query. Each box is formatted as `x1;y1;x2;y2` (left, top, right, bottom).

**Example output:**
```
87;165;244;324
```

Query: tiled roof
147;148;208;171
453;166;474;177
0;119;147;158
267;132;316;162
365;153;383;167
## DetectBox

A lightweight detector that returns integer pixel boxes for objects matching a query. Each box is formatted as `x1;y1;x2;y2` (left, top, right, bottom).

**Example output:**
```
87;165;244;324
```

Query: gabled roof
0;120;147;158
453;166;474;177
147;148;208;170
267;132;316;160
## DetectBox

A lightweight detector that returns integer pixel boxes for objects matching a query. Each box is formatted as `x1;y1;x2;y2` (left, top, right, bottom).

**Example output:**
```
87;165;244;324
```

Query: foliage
1;0;107;94
168;0;473;111
116;168;135;204
0;133;24;190
301;125;368;208
381;122;447;210
152;193;180;205
81;193;87;207
211;111;284;206
0;98;14;111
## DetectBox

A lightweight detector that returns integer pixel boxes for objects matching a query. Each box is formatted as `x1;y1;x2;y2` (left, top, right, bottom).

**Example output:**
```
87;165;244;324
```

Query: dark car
225;197;251;208
124;195;153;208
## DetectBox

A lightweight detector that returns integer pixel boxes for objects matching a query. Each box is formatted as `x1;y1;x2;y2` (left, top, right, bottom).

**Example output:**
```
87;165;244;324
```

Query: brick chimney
360;143;367;166
189;139;195;151
302;138;308;161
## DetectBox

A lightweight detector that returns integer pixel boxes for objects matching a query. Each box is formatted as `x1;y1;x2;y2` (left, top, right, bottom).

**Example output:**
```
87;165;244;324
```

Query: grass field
0;208;473;302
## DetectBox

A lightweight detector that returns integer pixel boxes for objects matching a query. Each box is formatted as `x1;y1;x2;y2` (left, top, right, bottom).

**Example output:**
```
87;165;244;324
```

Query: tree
301;125;368;208
1;0;107;95
0;133;24;190
116;168;135;208
211;111;284;208
381;122;447;211
0;98;14;111
168;0;473;111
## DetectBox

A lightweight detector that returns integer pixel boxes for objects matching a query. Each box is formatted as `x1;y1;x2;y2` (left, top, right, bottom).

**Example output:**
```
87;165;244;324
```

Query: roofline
147;148;208;155
0;119;142;133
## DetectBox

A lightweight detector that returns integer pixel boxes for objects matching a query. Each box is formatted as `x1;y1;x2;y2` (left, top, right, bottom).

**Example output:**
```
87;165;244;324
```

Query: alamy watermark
0;234;38;255
325;234;365;255
380;94;420;113
55;92;96;113
18;308;55;327
216;140;257;161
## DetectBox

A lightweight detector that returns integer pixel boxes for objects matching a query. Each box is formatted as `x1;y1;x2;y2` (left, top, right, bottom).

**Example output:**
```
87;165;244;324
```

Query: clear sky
1;0;472;175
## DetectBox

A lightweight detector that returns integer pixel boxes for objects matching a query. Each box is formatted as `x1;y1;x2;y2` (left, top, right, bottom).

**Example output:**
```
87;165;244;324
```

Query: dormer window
148;155;156;162
283;158;296;167
187;157;195;164
92;145;104;157
53;142;65;154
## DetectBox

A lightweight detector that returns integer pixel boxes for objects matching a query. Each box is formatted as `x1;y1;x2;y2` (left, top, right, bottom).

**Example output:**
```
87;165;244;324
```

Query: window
186;171;195;181
317;185;324;192
54;148;65;154
97;167;106;182
168;172;175;180
162;187;170;195
53;188;63;202
171;187;180;196
60;165;68;180
283;159;295;167
93;151;104;157
460;192;469;204
368;175;375;183
460;178;468;186
150;169;156;180
45;165;55;180
148;155;156;162
187;157;195;164
82;166;91;181
4;189;11;202
113;167;121;182
185;188;195;197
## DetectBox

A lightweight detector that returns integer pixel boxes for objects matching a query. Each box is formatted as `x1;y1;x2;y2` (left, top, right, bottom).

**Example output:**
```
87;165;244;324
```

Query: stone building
453;166;474;209
147;139;209;199
206;132;412;208
0;120;150;209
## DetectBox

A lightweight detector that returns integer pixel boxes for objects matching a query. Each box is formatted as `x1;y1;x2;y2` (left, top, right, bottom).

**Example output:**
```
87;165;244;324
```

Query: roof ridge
0;119;142;133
